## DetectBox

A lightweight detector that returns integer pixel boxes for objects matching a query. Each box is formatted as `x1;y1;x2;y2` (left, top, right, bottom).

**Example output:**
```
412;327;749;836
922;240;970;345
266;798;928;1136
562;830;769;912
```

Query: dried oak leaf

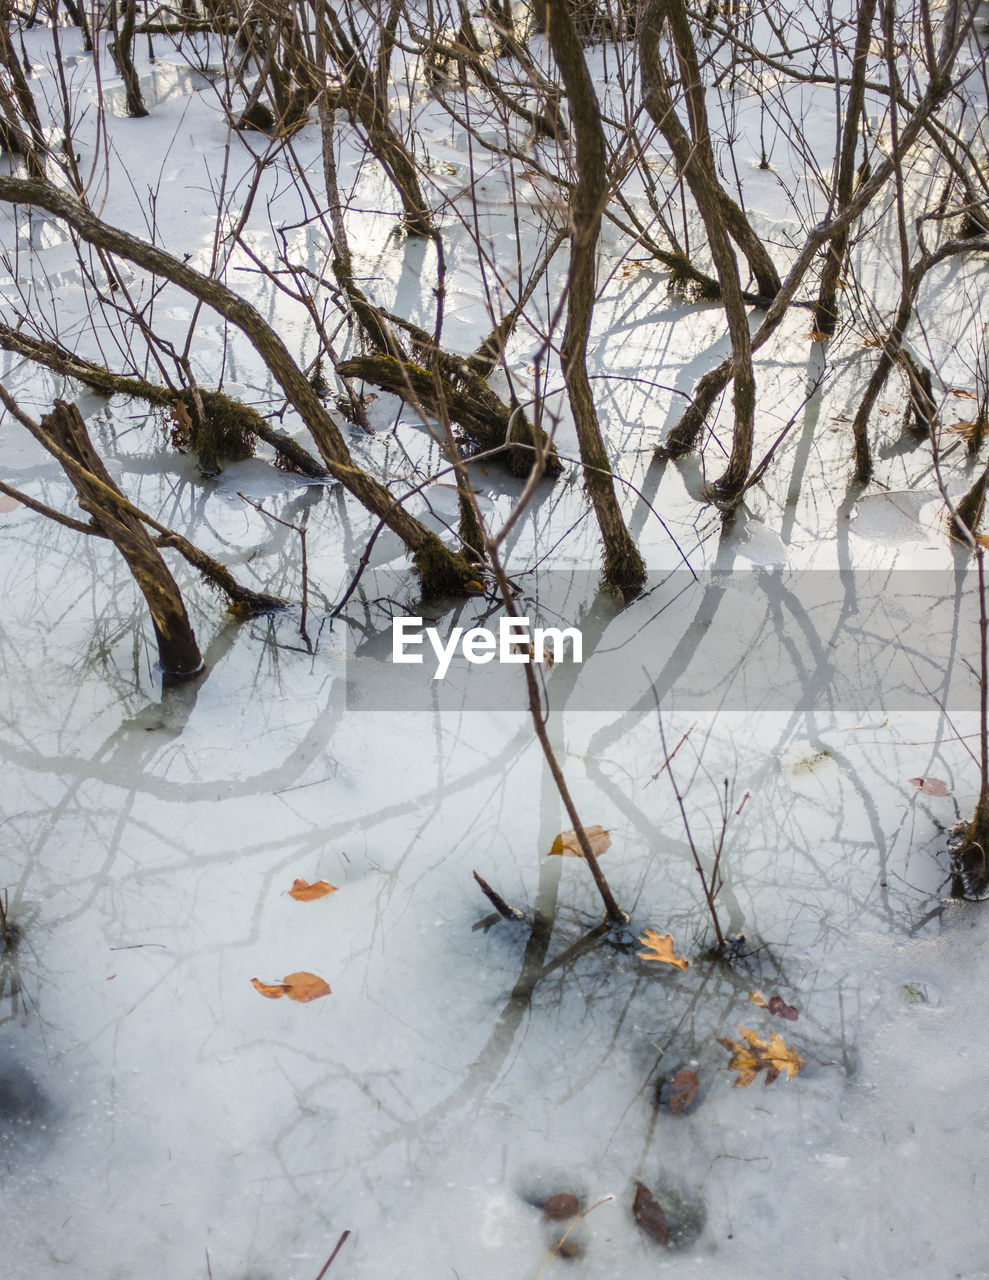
549;825;611;858
719;1025;803;1087
632;1181;669;1247
907;776;951;797
667;1068;699;1114
288;877;337;901
637;929;689;970
250;972;331;1002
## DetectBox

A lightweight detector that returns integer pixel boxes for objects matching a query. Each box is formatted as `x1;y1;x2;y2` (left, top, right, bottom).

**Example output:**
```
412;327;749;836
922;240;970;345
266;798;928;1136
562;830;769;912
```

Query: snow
3;6;989;1278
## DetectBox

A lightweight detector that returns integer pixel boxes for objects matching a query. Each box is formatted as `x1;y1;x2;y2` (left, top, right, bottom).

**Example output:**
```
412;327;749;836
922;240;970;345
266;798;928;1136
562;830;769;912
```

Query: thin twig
314;1230;351;1280
647;722;696;784
473;870;525;920
527;1196;614;1280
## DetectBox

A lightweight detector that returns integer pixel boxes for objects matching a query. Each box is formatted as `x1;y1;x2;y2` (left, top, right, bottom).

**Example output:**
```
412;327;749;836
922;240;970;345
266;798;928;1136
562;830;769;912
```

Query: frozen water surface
3;7;989;1279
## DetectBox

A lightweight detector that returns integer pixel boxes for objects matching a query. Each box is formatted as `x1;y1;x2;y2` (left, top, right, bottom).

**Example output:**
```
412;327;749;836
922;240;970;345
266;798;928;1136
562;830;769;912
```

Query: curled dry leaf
907;777;951;797
250;972;331;1002
637;929;689;970
719;1025;803;1087
632;1181;669;1247
288;877;337;901
950;388;978;399
549;824;611;858
667;1068;699;1114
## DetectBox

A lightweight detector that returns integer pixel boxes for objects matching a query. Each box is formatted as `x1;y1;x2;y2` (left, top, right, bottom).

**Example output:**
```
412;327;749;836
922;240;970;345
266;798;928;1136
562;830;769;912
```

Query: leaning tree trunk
43;400;203;677
543;0;646;596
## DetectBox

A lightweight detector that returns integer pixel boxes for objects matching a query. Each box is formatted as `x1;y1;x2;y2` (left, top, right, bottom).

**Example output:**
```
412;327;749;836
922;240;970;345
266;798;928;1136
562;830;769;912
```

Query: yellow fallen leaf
549;825;611;858
637;929;689;970
288;877;337;901
719;1025;803;1086
749;990;768;1008
250;972;332;1002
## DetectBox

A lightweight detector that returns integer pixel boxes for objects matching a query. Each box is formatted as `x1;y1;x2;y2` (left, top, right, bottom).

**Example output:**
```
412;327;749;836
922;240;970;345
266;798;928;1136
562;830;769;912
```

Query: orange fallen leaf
806;329;829;342
749;990;768;1008
719;1025;803;1086
251;972;331;1002
549;824;611;858
950;388;977;399
637;929;689;970
288;877;337;901
251;977;288;999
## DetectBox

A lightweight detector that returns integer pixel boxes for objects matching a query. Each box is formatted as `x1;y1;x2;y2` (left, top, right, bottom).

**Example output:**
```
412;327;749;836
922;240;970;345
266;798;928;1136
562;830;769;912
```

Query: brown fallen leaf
950;388;978;399
861;334;884;347
549;825;611;858
543;1193;580;1221
632;1181;669;1247
288;877;337;901
250;972;331;1002
750;990;799;1021
806;329;829;342
946;419;979;439
768;995;799;1022
907;776;951;797
719;1025;803;1087
638;929;689;970
667;1068;699;1114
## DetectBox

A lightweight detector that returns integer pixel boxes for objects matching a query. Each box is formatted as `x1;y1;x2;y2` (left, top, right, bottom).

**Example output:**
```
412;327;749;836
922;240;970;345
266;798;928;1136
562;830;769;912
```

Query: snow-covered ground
2;7;989;1278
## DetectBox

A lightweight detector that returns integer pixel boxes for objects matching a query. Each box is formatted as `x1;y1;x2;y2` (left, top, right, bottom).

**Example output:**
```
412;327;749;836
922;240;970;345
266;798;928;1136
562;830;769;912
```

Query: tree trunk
640;0;755;501
814;0;878;334
111;0;150;119
544;0;645;596
42;400;202;677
